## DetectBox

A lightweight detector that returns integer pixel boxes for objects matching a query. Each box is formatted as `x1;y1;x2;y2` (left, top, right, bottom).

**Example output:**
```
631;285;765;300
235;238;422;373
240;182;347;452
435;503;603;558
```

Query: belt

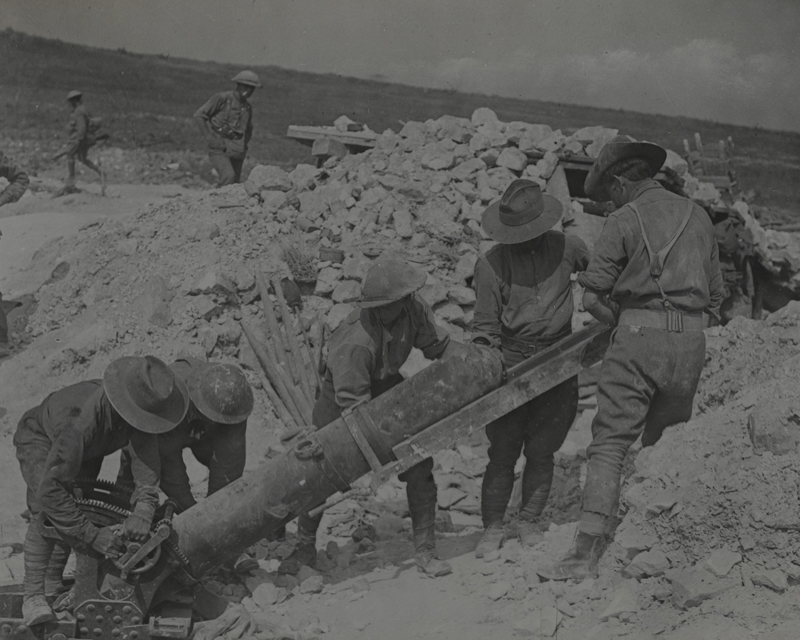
500;329;570;355
618;308;704;332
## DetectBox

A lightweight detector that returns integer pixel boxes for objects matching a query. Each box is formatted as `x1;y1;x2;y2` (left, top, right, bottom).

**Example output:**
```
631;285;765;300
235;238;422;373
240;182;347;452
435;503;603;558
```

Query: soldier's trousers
209;152;244;187
481;376;578;528
579;325;705;535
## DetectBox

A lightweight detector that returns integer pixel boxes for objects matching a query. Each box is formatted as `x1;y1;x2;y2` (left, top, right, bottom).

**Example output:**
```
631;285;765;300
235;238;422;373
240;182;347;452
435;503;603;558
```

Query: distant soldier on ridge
54;90;106;196
194;71;260;187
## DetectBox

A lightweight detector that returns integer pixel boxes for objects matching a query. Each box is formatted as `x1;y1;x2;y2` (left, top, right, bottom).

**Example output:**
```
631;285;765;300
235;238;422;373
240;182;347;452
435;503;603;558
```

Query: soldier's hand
122;514;151;541
91;527;125;558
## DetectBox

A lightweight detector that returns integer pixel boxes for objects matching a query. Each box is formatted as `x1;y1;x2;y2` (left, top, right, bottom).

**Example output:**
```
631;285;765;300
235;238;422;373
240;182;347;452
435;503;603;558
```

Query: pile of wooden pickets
241;271;323;431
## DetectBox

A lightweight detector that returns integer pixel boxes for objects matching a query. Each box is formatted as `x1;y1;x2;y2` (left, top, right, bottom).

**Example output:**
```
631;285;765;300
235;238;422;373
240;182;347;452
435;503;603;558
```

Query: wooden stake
241;320;311;425
256;271;301;386
272;275;315;405
257;371;297;430
297;310;322;395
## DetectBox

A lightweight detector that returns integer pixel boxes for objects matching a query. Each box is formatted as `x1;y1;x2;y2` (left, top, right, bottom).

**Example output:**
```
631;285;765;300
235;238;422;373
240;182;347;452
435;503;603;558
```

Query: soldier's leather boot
536;531;607;581
414;527;452;577
22;595;56;626
475;525;505;558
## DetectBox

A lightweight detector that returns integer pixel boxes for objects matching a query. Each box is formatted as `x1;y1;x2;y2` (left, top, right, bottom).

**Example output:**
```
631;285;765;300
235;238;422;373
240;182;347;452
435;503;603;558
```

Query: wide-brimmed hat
180;362;254;425
584;135;667;202
66;90;83;101
104;356;189;434
482;180;563;244
356;259;426;308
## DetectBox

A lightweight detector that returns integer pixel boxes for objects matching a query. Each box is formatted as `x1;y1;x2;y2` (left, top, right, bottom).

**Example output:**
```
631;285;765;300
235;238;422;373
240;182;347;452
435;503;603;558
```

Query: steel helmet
187;363;255;424
356;259;427;308
231;70;261;88
67;90;83;101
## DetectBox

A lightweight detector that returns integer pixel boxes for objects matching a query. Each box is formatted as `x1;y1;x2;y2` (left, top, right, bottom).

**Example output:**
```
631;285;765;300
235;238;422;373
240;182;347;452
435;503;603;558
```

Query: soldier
117;358;254;513
56;90;104;195
0;151;30;358
14;356;188;625
279;259;456;577
540;136;723;581
194;71;260;187
472;180;589;557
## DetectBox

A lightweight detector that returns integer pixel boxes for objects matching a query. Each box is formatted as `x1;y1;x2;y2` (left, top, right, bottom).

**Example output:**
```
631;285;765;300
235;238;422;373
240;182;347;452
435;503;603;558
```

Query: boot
52;588;75;614
22;595;56;626
536;531;607;581
475;525;505;558
414;527;451;577
517;519;544;548
278;513;320;575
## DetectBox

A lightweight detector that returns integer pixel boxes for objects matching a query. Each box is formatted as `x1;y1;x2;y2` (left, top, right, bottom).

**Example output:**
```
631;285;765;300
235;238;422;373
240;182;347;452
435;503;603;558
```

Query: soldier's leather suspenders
629;200;695;332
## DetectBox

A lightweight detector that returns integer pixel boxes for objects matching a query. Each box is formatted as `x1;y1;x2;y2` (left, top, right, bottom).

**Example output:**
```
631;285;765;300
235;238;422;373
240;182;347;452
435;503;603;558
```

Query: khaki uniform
194;90;253;186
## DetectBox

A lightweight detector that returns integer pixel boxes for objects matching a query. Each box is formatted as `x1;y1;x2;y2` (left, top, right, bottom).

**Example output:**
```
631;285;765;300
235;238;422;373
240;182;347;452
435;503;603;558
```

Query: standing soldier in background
0;150;30;358
54;91;105;196
540;136;723;581
194;71;260;187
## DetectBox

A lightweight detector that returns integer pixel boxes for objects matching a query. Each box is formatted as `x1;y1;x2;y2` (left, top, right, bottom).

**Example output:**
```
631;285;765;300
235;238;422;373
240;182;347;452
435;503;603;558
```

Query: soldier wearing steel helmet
117;358;254;513
194;70;261;187
279;259;458;578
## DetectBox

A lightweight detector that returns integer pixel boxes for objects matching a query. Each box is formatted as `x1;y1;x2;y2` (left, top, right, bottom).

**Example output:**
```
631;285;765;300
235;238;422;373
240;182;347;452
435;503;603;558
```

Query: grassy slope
1;28;798;211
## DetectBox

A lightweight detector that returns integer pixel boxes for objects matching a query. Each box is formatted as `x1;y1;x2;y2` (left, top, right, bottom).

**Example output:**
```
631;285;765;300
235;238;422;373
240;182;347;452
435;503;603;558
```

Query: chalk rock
342;253;373;281
289;164;318;191
300;574;324;594
471;107;500;128
469;133;492;153
536;151;559;180
751;568;788;593
419;280;449;307
251;583;279;608
315;267;343;295
311;136;348;160
747;399;800;455
517;124;554;152
537;130;566;153
437;115;471;143
452;158;486;182
545;165;571;214
448;286;476;305
513;605;561;637
331;280;360;304
137;276;172;328
496;147;528;173
260;190;287;214
454;253;478;283
438;487;467;509
244;165;293;195
393;208;415;238
572;125;606;144
664;149;689;176
585;128;620;158
234;264;255;292
192;269;238;303
422;145;456;171
326;304;353;331
668;568;732;609
599;581;639;621
623;548;670;579
436;303;465;323
488;581;511;601
704;549;742;577
613;523;659;559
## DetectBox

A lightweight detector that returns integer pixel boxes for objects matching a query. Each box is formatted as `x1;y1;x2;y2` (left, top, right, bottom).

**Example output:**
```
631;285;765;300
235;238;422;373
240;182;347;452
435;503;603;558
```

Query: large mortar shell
174;345;503;575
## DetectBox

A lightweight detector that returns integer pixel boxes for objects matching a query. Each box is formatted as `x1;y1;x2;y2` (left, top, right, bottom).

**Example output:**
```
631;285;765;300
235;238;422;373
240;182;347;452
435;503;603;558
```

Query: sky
3;0;800;132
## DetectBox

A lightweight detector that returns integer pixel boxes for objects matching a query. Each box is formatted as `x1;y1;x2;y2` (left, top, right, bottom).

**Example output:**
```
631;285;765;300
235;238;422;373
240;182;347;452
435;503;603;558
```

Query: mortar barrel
173;345;504;575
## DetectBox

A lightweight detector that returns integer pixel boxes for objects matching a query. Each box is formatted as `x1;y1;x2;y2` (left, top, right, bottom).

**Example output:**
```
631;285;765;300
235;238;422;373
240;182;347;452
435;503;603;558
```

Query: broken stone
545;165;571;214
192;269;238;303
234;264;255;291
496;147;528;173
751;568;788;593
288;164;317;191
471;107;500;127
536;152;559;180
393;209;414;238
454;253;478;283
448;286;476;305
644;494;679;518
331;280;360;304
517;124;554;152
299;574;324;594
623;548;670;579
419;281;449;307
421;145;455;171
488;581;511;600
668;568;732;609
747;402;800;455
326;303;354;331
137;275;172;328
704;549;742;577
451;158;486;181
244;164;293;195
513;605;560;637
192;295;220;321
250;582;279;608
315;267;342;295
311;137;348;161
437;486;467;509
435;303;464;323
599;581;639;621
342;253;373;281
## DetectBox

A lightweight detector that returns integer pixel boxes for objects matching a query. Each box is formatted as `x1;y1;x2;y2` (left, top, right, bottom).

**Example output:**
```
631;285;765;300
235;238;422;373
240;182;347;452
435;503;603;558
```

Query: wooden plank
286;125;377;149
377;324;611;480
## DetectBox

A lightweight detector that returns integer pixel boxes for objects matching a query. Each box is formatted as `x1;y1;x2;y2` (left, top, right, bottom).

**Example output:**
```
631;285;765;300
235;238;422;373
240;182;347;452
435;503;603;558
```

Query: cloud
360;39;800;132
